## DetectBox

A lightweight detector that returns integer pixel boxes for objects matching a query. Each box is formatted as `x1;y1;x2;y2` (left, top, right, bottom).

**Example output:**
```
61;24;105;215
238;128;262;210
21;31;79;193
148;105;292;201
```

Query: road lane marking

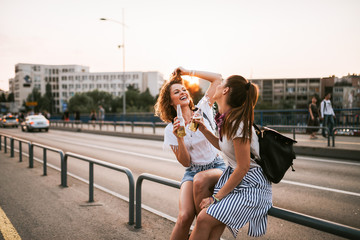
39;137;177;163
0;207;21;240
297;156;360;166
281;180;360;197
9;144;360;198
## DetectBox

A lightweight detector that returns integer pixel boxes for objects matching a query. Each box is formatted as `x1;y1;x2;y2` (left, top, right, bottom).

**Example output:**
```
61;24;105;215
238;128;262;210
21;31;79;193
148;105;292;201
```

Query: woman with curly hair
154;67;226;240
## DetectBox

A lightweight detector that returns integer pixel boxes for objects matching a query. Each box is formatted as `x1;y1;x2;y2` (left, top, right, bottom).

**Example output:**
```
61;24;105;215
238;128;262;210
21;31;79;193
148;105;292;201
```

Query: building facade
10;63;164;113
250;77;321;108
250;75;360;109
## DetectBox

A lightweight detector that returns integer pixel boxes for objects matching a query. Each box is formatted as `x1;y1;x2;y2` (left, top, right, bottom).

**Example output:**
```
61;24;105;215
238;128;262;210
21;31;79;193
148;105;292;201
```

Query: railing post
29;144;34;168
61;155;68;187
0;135;2;151
4;136;7;153
293;128;296;140
43;148;47;176
131;122;134;133
327;127;330;147
135;176;144;228
127;170;135;225
89;162;94;202
153;122;156;135
10;138;14;158
19;141;22;162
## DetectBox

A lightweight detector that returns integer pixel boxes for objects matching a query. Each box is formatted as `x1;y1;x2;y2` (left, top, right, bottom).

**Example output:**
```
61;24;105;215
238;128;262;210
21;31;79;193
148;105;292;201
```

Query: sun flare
182;76;199;86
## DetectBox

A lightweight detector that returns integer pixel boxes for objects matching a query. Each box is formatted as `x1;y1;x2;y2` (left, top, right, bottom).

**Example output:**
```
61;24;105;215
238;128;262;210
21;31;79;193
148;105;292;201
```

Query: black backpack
252;124;297;183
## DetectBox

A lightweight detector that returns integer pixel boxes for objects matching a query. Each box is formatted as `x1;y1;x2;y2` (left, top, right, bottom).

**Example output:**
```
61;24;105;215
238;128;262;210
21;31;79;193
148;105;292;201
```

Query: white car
21;115;50;132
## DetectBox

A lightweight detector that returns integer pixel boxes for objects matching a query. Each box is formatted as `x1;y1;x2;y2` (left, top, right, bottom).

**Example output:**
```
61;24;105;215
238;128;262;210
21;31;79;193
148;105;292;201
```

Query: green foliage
0;93;6;102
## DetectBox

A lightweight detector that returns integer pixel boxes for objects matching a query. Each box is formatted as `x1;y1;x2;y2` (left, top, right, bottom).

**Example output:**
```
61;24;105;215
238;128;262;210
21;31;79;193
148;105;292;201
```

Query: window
69;76;74;81
70;92;74;97
62;84;67;89
89;75;94;80
286;87;295;93
89;84;94;89
75;76;80;80
69;84;74;89
96;84;102;88
76;84;81;89
298;79;307;83
62;92;68;97
62;76;67;81
82;75;88;80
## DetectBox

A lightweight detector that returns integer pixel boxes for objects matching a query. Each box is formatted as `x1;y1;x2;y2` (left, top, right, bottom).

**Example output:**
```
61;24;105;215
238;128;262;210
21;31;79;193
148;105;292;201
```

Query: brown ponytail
221;75;259;142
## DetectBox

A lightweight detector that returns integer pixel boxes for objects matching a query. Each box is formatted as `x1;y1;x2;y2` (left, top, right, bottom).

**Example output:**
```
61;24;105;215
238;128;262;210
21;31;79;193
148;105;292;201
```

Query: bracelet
212;194;220;203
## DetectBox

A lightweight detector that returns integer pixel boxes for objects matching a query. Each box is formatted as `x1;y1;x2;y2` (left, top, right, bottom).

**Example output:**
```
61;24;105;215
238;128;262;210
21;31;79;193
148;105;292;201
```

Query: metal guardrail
63;152;135;225
1;133;359;237
135;173;360;239
267;125;331;146
30;143;65;176
332;127;360;147
135;173;181;229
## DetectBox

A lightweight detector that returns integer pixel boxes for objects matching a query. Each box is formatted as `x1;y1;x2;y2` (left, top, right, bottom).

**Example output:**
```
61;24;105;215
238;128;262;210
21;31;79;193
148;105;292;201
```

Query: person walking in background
307;96;320;139
320;93;336;137
154;67;226;240
98;105;105;123
190;75;272;239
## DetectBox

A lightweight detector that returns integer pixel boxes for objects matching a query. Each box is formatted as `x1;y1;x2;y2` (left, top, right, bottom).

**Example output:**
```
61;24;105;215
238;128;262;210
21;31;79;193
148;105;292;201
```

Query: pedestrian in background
307;96;320;139
320;93;336;137
98;105;105;123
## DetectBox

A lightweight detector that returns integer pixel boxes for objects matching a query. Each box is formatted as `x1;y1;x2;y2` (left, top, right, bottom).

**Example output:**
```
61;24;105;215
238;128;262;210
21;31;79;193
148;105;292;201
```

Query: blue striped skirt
206;166;272;238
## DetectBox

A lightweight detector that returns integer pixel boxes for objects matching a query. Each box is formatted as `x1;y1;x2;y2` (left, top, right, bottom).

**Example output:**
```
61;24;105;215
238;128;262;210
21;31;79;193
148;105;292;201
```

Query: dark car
0;115;19;128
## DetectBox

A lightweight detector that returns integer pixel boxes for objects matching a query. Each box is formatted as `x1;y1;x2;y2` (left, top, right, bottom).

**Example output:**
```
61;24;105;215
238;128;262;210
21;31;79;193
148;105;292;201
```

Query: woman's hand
199;196;214;209
172;117;182;138
193;117;207;132
172;66;188;76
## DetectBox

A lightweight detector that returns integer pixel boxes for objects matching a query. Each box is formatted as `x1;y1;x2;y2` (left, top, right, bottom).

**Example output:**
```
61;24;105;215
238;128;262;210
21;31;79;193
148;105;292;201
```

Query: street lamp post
100;8;126;116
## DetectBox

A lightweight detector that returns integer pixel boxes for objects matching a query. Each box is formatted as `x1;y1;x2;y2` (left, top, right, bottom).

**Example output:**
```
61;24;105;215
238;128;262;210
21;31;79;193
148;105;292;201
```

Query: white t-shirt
320;99;335;118
218;122;260;169
163;96;219;165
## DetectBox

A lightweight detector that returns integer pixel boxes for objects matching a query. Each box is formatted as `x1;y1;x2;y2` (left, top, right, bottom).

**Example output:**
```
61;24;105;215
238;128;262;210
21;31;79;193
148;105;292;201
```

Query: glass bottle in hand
189;108;202;132
176;104;186;137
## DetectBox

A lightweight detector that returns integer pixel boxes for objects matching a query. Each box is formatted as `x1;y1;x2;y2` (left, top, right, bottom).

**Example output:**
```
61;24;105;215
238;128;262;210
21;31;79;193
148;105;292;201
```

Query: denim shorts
181;155;227;186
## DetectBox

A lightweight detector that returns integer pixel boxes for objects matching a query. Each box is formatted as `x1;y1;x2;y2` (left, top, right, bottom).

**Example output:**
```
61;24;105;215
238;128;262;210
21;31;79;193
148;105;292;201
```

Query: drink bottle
189;108;202;132
176;104;186;137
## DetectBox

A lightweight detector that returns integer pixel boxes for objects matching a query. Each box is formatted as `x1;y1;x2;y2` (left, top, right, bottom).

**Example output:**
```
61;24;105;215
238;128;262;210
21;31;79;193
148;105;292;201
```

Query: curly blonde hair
154;70;195;123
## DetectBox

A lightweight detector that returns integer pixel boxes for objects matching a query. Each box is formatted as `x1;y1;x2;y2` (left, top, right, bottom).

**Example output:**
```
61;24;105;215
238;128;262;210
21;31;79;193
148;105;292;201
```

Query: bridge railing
1;133;359;238
63;152;135;225
135;173;360;239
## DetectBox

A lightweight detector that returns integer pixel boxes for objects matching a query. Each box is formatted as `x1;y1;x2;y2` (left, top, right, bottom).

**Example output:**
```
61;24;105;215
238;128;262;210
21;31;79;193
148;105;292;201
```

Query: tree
7;93;14;102
68;93;94;113
0;93;6;102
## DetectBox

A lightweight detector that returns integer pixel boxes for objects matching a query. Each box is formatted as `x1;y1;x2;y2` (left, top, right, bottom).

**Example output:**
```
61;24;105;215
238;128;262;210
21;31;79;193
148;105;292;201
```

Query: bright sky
1;0;359;91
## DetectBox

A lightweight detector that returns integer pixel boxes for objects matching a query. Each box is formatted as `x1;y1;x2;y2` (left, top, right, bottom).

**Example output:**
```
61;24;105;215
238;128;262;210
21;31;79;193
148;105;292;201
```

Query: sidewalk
0;152;174;240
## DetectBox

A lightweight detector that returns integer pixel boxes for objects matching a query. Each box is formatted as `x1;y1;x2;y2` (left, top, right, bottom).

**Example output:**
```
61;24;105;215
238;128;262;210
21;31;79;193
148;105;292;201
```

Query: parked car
21;115;49;132
0;115;19;128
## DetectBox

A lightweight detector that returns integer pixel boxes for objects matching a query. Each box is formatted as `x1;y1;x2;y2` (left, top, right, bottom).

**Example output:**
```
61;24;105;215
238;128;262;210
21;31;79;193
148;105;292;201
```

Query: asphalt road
1;128;359;240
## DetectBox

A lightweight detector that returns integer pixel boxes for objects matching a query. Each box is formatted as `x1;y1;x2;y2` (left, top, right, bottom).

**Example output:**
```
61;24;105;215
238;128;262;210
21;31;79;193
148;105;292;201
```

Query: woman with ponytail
189;75;272;239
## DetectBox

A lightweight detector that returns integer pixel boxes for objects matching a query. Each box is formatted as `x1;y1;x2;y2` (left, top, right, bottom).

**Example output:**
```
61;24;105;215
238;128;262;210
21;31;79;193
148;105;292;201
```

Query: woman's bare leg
193;169;223;214
189;209;224;240
170;181;196;240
